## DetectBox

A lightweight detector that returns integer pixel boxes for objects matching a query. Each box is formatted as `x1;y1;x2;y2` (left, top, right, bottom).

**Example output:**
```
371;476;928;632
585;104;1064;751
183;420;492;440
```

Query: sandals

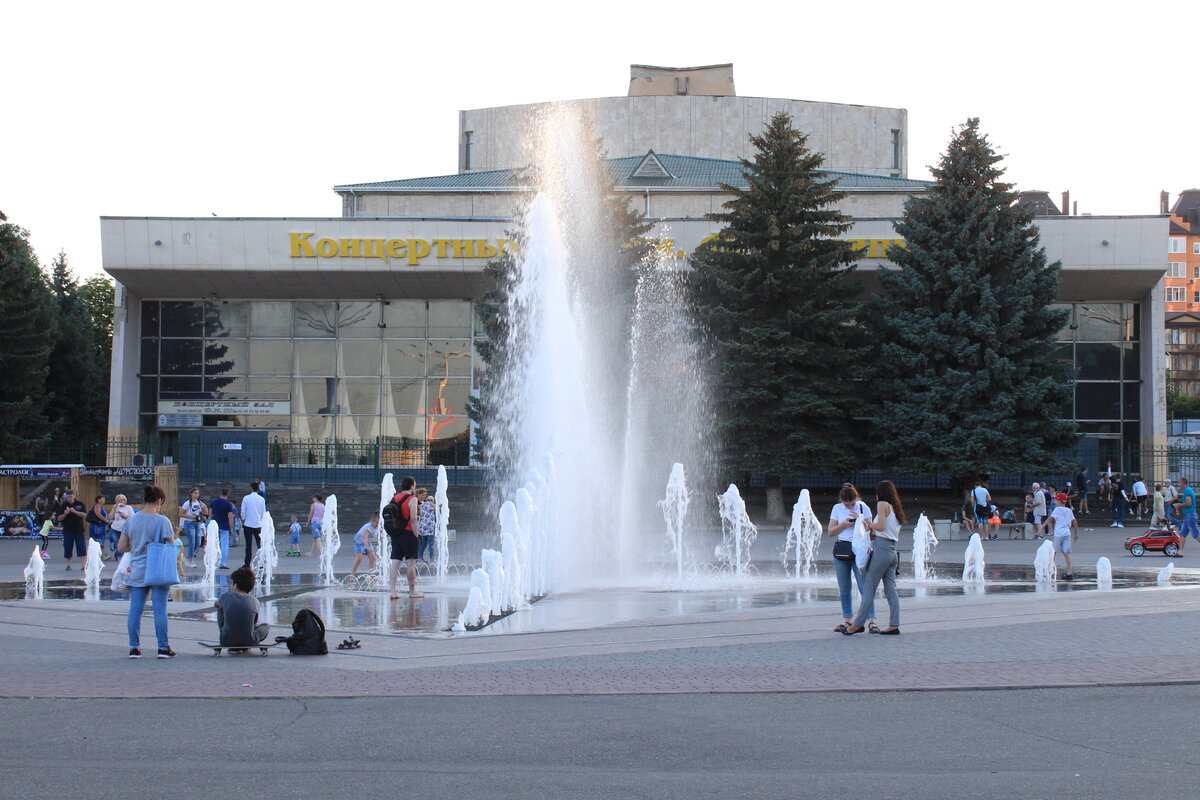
335;637;362;650
833;623;849;633
868;621;881;634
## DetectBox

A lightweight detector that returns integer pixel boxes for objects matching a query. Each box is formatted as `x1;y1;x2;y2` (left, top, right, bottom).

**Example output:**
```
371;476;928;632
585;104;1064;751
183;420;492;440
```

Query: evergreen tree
0;212;55;460
870;118;1077;480
688;112;868;519
45;251;108;441
80;275;115;380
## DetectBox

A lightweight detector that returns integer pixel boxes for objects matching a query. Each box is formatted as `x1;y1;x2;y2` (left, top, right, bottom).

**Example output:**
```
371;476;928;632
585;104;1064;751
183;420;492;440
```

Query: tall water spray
911;513;939;583
24;545;44;600
434;466;450;584
84;539;104;598
251;511;278;591
660;463;691;581
320;494;340;585
716;484;758;577
482;104;710;594
376;473;396;586
1095;556;1113;589
783;489;822;579
1034;539;1057;582
201;519;220;599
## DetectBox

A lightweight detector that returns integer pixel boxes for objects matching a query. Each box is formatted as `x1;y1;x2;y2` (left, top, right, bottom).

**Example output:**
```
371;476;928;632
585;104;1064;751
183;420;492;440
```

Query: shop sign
157;400;290;416
79;467;155;479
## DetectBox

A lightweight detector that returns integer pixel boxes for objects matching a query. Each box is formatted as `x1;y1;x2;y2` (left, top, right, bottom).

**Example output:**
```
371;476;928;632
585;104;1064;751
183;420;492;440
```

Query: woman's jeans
89;523;106;543
417;535;435;561
127;585;169;649
1111;497;1126;525
218;529;231;566
833;554;874;620
183;520;201;560
853;537;900;628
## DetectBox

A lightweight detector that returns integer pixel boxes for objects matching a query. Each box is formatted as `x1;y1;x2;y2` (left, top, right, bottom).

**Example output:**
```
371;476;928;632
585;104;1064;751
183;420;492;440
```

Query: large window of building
139;300;475;457
1170;237;1186;253
1166;287;1186;303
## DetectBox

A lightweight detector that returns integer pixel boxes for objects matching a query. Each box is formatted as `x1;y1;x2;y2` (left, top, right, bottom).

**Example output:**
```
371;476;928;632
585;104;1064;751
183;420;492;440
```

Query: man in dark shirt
208;488;236;570
56;489;88;571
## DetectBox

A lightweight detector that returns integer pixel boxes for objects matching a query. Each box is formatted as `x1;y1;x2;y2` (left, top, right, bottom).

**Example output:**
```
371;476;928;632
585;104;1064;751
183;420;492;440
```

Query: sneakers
1116;523;1125;528
128;648;142;659
41;551;49;559
185;560;197;568
218;565;229;570
156;648;177;659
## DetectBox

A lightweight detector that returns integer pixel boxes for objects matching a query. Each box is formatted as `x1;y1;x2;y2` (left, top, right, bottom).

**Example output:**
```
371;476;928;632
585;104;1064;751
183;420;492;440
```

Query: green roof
334;153;932;193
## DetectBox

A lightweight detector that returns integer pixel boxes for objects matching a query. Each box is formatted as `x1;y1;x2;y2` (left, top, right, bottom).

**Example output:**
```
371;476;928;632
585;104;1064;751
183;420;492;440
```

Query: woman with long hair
827;483;877;633
117;485;177;658
844;480;907;636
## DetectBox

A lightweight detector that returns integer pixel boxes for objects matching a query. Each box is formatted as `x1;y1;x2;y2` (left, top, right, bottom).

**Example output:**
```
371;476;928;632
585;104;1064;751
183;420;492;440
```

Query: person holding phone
827;483;877;634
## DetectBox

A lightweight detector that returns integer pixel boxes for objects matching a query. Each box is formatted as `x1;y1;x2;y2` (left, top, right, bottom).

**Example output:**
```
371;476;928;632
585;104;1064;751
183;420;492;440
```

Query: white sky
5;0;1197;280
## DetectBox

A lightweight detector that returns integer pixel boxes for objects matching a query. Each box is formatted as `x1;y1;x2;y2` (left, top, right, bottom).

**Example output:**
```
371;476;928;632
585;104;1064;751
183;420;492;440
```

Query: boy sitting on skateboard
215;567;270;647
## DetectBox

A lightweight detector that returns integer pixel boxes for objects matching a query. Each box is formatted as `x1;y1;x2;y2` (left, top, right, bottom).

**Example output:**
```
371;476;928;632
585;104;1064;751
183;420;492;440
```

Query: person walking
239;481;266;568
1151;483;1168;528
118;485;177;659
1131;476;1149;520
1173;477;1199;556
1075;466;1091;515
108;494;133;559
971;480;991;533
179;488;208;568
305;495;326;558
56;489;88;571
827;484;877;634
87;495;109;557
843;480;907;636
416;488;437;564
1110;474;1129;528
385;476;424;599
208;487;235;569
1036;493;1080;580
1164;479;1180;530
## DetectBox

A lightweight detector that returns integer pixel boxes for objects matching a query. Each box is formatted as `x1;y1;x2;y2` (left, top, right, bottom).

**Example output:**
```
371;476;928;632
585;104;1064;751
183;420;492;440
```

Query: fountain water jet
911;513;939;583
434;466;450;584
201;520;220;600
660;463;691;582
320;495;341;585
1158;562;1174;585
1095;557;1113;589
1034;539;1056;582
23;545;44;600
716;484;757;577
251;511;278;592
84;539;104;592
962;533;986;582
783;489;822;579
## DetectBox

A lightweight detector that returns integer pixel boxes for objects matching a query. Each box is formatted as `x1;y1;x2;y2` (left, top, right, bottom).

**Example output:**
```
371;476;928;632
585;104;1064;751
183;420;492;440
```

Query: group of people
827;480;906;636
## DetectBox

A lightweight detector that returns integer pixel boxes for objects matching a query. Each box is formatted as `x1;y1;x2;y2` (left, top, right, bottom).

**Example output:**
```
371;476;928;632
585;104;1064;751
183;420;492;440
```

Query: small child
174;529;186;576
287;516;302;557
349;513;379;578
987;506;1001;540
215;566;270;647
38;518;52;559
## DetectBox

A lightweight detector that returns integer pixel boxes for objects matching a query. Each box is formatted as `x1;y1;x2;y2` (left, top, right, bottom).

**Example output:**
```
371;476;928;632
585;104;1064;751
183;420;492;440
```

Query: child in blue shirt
287;516;302;557
348;513;378;579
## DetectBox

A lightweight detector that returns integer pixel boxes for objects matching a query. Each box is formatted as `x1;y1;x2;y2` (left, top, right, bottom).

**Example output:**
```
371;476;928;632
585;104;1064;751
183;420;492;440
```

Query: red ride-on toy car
1125;528;1182;557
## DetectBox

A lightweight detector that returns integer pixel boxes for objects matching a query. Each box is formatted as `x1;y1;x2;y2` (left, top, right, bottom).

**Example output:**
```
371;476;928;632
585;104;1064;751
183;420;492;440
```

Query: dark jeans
417;535;436;561
1111;497;1126;525
242;526;261;567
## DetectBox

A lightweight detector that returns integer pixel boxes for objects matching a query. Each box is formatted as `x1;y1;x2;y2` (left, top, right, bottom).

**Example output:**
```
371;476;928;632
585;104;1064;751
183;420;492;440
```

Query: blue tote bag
143;518;179;587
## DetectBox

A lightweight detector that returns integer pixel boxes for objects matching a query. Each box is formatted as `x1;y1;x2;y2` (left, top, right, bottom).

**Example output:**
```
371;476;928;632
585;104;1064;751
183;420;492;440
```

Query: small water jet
1033;539;1056;583
716;484;757;577
962;533;986;583
1158;562;1174;585
201;519;220;600
1095;557;1113;589
375;473;396;587
23;545;44;600
783;489;822;579
911;513;939;583
481;548;505;616
251;511;278;592
83;539;104;600
660;463;691;582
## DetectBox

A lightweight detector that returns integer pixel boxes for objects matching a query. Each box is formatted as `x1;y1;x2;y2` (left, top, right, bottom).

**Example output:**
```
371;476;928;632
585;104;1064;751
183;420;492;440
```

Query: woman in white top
107;494;134;559
844;480;907;636
827;483;877;633
179;487;208;568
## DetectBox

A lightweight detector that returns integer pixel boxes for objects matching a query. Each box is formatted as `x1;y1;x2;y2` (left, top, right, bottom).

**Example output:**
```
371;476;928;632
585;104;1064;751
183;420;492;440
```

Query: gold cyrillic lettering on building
315;238;338;258
408;239;430;265
289;232;315;257
340;239;362;258
385;239;406;259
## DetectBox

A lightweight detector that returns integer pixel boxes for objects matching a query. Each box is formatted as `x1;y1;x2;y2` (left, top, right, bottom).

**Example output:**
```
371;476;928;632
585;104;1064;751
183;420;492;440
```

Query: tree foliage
44;251;109;440
80;275;115;380
870;118;1077;478
0;212;56;460
688;112;869;481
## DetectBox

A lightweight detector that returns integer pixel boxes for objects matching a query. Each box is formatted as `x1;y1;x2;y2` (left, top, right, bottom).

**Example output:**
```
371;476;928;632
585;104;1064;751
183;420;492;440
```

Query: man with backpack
382;476;424;600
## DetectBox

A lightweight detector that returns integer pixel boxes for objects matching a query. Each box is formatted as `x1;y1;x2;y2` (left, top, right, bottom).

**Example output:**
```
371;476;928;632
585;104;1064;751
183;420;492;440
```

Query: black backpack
280;608;327;655
381;493;411;537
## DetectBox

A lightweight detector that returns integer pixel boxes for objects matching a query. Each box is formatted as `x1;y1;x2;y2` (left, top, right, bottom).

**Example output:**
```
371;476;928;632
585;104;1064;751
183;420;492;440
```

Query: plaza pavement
1;513;1198;699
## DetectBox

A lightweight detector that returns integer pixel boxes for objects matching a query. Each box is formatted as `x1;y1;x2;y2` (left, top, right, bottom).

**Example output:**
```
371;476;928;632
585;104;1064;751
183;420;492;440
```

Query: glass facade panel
427;340;472;377
160;339;203;375
1075;343;1121;380
205;301;246;337
1076;303;1137;341
294;302;337;337
294;378;338;416
295;340;336;376
242;415;290;430
340;340;382;376
380;415;426;440
338;301;380;336
140;338;157;373
1076;383;1121;420
140;378;156;413
205;376;246;396
160;376;202;395
249;302;292;337
1122;342;1140;380
383;301;426;338
248;340;293;375
386;379;425;416
1123;385;1141;419
293;415;333;440
141;301;159;337
337;416;379;440
426;378;470;416
343;379;381;416
160;301;204;337
246;377;291;396
385;341;426;376
429;300;471;337
205;338;246;376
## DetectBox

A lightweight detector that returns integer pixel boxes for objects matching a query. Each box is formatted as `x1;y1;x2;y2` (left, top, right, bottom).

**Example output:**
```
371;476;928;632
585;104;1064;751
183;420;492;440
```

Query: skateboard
197;641;279;656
